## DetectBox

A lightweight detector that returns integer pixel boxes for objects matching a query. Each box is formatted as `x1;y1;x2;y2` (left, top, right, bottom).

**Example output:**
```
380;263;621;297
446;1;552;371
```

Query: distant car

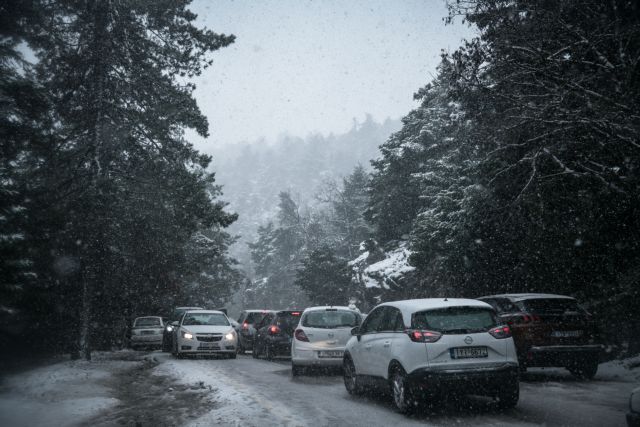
252;310;303;360
477;293;601;378
343;298;520;413
291;306;362;376
130;316;165;350
629;386;640;427
162;306;203;352
172;309;237;358
236;310;275;353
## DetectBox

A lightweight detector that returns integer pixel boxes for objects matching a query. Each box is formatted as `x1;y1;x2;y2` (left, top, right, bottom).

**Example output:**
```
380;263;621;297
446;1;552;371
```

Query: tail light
508;313;540;325
489;325;512;339
294;329;309;342
268;325;281;335
242;321;249;330
407;329;442;343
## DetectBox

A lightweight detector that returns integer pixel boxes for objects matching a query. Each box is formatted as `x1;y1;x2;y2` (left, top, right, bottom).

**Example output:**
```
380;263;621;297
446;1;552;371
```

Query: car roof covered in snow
175;306;203;310
479;293;576;301
183;309;226;315
242;309;276;313
302;306;358;313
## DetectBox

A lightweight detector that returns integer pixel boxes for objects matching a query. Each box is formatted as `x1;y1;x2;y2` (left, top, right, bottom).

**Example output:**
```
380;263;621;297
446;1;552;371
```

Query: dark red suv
478;293;601;379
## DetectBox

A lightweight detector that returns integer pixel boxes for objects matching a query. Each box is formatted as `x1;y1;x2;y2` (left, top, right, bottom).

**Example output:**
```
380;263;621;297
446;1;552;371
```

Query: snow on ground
0;351;133;427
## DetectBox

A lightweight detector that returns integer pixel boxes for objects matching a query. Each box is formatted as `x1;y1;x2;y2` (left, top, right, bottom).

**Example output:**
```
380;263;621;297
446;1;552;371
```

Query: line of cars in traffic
130;293;608;415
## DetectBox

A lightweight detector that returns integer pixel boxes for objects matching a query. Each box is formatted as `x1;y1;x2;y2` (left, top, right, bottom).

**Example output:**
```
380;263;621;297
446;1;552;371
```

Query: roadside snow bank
0;351;134;427
598;354;640;382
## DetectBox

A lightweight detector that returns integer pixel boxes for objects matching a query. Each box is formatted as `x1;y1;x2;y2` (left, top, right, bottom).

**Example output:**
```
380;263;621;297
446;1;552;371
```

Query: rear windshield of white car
182;313;229;326
134;317;161;327
411;307;497;334
302;310;360;329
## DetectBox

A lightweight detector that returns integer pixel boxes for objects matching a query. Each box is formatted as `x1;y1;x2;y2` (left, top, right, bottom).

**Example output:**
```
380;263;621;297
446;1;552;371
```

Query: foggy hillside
212;115;400;274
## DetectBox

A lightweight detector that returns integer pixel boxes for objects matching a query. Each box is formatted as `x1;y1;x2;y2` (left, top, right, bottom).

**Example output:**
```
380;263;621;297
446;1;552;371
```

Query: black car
252;310;302;360
161;306;203;352
236;310;274;353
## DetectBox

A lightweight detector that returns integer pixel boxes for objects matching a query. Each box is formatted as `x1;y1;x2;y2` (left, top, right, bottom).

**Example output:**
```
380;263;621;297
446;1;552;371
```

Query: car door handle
383;341;391;348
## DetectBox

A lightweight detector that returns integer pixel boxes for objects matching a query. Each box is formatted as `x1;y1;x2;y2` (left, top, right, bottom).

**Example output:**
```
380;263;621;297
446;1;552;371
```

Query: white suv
291;306;362;375
343;298;519;413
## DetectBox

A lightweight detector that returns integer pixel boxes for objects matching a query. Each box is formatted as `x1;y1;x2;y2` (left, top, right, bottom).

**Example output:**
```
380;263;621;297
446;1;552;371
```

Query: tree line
0;0;240;360
251;0;640;356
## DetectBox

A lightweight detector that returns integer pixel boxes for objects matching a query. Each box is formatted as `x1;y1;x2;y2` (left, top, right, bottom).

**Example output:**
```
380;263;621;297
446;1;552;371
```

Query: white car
291;306;362;375
343;298;519;413
172;310;237;358
130;316;165;349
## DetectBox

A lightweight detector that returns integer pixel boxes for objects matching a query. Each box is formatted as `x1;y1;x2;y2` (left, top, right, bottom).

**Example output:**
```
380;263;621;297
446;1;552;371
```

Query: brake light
291;312;301;316
407;329;442;343
242;321;249;330
294;329;309;342
489;325;512;339
269;325;281;335
508;313;540;325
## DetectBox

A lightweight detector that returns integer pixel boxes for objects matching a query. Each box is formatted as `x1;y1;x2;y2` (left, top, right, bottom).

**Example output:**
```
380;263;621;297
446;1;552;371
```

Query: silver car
130;316;164;350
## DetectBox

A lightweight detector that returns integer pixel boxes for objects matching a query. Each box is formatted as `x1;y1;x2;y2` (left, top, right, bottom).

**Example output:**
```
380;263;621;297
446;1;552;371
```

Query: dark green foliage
296;247;353;306
1;0;241;359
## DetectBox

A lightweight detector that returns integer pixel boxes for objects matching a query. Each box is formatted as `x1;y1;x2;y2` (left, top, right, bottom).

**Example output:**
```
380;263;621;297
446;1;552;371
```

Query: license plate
551;330;583;338
451;347;488;359
318;350;343;358
199;342;217;349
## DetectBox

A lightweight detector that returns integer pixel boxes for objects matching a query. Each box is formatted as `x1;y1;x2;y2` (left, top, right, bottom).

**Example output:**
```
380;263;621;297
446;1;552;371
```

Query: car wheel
228;352;237;359
343;357;363;396
390;366;414;414
568;360;598;379
236;343;244;355
495;380;519;409
265;344;273;361
292;363;303;377
252;344;260;358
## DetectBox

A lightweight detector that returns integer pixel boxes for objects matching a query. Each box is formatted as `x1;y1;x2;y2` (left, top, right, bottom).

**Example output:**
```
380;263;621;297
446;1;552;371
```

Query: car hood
181;325;232;334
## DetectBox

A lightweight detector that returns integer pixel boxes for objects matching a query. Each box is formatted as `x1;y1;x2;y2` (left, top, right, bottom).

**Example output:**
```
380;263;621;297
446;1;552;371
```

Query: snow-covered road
0;350;636;426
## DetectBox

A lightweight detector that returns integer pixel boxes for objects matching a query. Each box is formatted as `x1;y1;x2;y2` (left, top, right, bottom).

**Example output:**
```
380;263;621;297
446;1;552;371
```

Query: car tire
292;363;303;377
265;344;273;361
228;352;237;359
252;344;259;359
236;343;244;355
343;357;363;396
496;380;519;409
390;366;414;414
568;360;598;379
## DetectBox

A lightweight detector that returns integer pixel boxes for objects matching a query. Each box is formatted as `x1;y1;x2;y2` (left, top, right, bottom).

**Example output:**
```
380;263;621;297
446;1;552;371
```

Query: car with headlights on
343;298;520;414
291;306;362;376
236;309;274;353
477;293;601;378
162;306;202;352
252;310;303;360
628;386;640;427
130;316;165;350
172;310;237;358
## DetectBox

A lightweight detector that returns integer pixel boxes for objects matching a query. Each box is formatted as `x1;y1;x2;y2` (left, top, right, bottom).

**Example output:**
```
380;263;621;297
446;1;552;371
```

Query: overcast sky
188;0;476;153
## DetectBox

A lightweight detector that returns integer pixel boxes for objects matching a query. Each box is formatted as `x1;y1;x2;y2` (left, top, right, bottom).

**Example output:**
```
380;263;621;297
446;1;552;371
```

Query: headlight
631;388;640;412
225;332;235;341
182;331;193;340
166;325;174;332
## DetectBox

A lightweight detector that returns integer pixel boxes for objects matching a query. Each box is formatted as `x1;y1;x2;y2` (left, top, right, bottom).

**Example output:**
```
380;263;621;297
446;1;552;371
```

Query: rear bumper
525;344;601;367
265;339;292;356
292;346;345;366
131;336;162;346
407;363;519;394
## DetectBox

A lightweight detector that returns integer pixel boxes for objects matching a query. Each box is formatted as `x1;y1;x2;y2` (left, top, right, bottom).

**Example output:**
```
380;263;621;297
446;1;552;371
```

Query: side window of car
360;307;385;334
392;309;405;331
378;307;404;332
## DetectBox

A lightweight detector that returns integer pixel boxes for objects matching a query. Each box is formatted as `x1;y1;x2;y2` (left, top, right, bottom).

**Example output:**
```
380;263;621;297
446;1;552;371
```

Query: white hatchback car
291;306;362;375
172;310;237;358
343;298;519;413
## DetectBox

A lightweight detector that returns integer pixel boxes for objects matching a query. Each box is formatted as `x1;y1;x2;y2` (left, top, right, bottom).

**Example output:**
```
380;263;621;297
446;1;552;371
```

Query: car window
302;310;360;329
257;313;274;329
495;298;518;313
182;313;229;326
378;307;403;332
359;307;386;334
134;317;161;327
246;312;268;325
276;313;301;333
412;306;497;334
517;298;585;314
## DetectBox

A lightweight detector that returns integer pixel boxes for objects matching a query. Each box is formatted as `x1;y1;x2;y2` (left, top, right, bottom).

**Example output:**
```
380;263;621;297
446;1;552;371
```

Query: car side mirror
171;321;179;326
351;326;361;340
